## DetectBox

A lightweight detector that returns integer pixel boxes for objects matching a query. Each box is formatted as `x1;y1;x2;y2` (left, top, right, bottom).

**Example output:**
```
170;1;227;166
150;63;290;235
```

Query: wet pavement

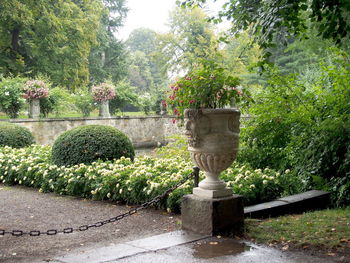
51;231;336;263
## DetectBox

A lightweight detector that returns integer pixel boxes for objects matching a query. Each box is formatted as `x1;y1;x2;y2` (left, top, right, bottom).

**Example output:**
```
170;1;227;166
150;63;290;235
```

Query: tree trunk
11;28;20;52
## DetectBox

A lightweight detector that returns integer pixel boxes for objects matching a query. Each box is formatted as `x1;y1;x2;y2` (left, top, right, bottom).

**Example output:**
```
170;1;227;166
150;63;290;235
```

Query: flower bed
0;145;302;212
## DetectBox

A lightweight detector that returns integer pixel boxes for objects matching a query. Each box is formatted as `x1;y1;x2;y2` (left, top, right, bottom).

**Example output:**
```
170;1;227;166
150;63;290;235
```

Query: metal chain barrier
0;167;199;237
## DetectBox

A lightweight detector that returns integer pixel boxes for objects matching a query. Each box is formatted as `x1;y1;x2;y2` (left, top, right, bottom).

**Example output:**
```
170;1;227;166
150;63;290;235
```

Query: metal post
193;166;200;187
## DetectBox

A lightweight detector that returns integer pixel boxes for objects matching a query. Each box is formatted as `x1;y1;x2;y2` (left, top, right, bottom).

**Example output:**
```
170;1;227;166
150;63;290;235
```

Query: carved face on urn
185;109;211;148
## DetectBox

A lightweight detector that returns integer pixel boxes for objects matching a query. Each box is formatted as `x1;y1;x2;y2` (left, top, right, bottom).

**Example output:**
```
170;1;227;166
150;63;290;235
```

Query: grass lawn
245;207;350;259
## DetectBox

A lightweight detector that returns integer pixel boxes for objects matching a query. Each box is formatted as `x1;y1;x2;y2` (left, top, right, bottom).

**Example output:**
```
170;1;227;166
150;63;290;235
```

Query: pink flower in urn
92;83;116;101
169;94;175;101
23;80;49;100
165;60;246;119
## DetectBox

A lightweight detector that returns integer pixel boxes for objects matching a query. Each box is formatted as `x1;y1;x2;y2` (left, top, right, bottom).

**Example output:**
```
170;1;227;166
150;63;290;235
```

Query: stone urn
185;108;240;198
100;100;110;118
29;98;40;119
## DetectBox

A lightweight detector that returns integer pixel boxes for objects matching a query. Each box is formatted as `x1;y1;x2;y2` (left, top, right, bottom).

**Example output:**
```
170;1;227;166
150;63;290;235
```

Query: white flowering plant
221;165;303;205
0;143;303;212
0;76;26;118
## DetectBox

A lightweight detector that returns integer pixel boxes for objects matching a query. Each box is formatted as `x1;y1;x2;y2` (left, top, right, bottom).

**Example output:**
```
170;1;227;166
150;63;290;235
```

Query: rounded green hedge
0;122;35;148
52;125;135;166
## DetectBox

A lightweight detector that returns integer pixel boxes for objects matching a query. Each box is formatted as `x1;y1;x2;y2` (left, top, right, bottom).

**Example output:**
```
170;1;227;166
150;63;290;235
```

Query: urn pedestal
100;100;110;118
185;108;240;198
181;108;244;236
29;98;40;119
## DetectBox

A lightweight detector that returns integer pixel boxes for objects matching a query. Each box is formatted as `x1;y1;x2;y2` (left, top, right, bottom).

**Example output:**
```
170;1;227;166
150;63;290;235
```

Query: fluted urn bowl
185;108;240;198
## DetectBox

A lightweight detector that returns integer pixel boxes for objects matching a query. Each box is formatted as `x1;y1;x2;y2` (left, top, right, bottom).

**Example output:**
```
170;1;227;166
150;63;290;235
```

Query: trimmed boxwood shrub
52;125;135;166
0;122;35;148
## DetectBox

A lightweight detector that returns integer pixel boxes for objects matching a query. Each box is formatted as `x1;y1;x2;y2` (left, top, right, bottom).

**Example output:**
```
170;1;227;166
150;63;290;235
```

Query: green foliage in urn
166;60;251;118
51;125;135;166
0;122;35;148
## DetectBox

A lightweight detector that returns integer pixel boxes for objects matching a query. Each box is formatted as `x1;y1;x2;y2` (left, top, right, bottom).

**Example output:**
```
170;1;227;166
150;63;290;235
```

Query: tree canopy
0;0;128;90
89;0;128;85
126;28;167;101
179;0;350;48
155;7;218;75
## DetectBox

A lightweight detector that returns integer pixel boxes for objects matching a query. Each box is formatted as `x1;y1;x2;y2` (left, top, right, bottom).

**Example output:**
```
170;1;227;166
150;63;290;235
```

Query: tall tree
127;51;154;93
126;28;158;55
155;7;219;75
88;0;128;85
220;30;264;87
126;28;166;94
0;0;103;90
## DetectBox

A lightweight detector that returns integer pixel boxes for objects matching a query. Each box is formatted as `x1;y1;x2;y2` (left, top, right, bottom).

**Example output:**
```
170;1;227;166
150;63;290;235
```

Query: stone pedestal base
193;187;233;198
29;98;40;119
181;194;244;236
100;100;110;118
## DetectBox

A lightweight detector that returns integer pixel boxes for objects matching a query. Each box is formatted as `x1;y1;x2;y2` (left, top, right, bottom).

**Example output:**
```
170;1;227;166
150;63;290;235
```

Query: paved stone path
0;184;341;263
52;231;336;263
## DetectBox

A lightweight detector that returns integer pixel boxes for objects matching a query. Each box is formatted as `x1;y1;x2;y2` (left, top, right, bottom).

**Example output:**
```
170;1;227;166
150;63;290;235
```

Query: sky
117;0;227;40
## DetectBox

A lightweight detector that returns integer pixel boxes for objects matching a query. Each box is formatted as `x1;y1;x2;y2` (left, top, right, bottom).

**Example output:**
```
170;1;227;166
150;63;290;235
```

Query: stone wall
5;116;184;148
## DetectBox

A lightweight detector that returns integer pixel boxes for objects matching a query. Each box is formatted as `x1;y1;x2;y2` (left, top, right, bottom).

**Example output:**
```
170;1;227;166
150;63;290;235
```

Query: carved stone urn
185;108;240;198
29;98;40;119
100;100;110;118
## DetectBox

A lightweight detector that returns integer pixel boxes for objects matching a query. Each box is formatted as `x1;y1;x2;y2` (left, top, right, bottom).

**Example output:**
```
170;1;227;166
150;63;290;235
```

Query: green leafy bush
109;81;139;115
155;135;190;160
72;90;95;117
238;50;350;206
221;164;304;205
139;93;153;115
52;125;135;166
0;76;26;118
40;87;72;117
0;122;35;148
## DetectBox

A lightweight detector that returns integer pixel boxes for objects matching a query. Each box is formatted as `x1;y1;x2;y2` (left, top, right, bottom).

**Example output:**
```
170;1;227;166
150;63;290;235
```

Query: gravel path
0;184;181;263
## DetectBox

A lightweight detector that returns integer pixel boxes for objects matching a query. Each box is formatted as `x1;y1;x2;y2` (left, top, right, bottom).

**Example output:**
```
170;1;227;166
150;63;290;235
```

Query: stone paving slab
112;239;335;263
126;230;209;251
55;244;147;263
54;232;337;263
54;231;209;263
244;190;330;218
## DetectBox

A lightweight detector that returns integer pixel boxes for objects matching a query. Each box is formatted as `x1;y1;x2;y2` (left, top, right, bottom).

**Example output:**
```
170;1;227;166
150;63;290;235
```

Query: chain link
0;167;198;237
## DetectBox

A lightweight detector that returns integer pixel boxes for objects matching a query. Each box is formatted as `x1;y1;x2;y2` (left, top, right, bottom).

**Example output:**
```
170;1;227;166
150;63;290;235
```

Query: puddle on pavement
192;239;252;259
